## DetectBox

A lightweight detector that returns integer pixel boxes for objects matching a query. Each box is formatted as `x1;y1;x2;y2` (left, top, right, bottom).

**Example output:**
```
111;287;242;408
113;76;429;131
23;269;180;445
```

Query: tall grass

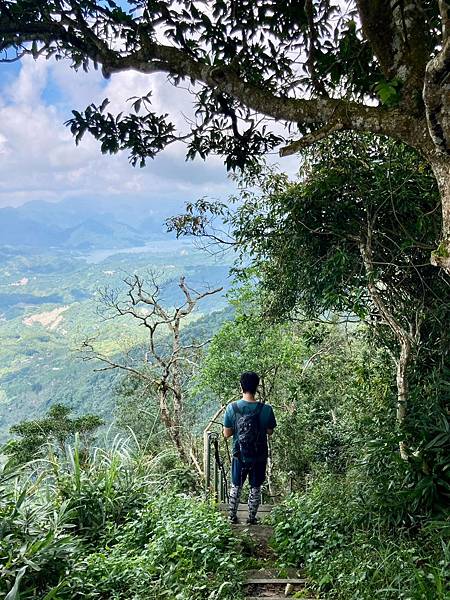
1;456;80;599
54;433;174;544
1;434;242;599
1;434;184;598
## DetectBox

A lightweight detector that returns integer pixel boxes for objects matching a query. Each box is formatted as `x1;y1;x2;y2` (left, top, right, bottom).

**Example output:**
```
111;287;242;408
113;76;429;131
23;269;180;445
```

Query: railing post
204;431;211;493
213;441;219;500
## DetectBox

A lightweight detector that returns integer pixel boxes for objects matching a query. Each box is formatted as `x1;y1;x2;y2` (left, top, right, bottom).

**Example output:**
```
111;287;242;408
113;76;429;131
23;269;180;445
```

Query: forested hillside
0;225;231;441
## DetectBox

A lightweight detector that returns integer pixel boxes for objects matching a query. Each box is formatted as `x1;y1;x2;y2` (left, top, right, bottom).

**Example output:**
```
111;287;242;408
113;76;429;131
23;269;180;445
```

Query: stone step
245;568;300;579
220;502;273;514
232;523;273;532
244;578;308;598
233;524;274;548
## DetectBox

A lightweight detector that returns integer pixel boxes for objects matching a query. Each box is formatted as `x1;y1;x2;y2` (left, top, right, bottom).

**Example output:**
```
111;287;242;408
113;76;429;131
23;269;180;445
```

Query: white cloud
5;58;48;105
49;60;105;108
0;133;7;155
0;57;234;209
0;56;301;211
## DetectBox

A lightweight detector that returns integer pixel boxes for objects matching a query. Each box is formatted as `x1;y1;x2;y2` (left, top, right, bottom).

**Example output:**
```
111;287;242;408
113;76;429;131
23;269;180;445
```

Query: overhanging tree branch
0;1;449;269
0;11;429;150
100;42;429;150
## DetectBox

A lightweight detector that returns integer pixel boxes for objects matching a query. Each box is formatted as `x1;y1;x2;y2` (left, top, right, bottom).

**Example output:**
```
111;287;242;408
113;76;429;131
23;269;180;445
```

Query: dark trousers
228;457;266;520
231;457;267;487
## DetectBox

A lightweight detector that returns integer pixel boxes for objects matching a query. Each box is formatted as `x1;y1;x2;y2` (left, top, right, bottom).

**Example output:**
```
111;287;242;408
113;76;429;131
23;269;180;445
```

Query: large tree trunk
158;389;189;465
429;157;450;271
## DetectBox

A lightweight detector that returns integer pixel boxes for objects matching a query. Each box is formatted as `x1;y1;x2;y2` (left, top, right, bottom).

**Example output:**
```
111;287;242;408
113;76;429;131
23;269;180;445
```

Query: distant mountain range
0;197;184;250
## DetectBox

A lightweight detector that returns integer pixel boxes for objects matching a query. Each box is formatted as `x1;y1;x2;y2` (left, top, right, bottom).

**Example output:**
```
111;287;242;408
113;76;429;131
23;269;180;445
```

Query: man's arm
223;426;233;439
223;405;234;439
267;407;276;437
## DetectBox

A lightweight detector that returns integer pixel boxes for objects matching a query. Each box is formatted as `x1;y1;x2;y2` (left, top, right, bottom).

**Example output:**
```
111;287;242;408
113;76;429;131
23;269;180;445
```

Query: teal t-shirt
223;400;276;455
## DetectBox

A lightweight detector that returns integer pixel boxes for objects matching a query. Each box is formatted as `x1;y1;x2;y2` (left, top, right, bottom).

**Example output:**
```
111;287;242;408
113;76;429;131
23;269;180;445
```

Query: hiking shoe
228;514;238;524
246;516;259;525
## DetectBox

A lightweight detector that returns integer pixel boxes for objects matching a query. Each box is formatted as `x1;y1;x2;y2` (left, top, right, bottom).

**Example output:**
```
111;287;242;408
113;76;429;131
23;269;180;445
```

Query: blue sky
0;53;299;210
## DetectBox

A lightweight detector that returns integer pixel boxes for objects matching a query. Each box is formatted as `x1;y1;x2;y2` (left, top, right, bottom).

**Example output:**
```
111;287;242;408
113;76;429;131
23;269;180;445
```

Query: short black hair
240;371;260;395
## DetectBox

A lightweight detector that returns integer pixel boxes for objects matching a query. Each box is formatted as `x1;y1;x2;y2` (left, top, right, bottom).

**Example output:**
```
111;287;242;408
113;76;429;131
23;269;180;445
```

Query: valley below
0;199;231;443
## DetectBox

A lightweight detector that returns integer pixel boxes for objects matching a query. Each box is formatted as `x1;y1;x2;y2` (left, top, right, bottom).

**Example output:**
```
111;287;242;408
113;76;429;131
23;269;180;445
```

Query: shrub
1;439;243;600
270;476;450;599
67;494;244;599
0;460;80;599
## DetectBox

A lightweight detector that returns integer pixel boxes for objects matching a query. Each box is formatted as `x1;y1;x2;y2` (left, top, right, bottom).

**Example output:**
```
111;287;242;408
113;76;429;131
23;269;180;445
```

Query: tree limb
280;121;344;157
0;13;429;151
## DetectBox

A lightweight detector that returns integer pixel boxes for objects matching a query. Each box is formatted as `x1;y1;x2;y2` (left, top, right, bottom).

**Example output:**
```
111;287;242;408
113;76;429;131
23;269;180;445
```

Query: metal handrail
203;404;231;502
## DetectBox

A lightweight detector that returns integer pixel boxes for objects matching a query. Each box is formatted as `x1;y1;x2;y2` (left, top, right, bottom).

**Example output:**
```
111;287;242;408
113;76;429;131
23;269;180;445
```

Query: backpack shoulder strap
231;402;241;416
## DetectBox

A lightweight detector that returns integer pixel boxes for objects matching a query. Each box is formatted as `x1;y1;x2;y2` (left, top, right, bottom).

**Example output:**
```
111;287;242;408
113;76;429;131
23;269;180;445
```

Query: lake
80;239;195;264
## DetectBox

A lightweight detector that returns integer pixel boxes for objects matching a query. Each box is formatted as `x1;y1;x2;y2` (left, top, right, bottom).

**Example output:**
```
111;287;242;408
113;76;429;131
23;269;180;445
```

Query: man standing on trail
223;371;276;524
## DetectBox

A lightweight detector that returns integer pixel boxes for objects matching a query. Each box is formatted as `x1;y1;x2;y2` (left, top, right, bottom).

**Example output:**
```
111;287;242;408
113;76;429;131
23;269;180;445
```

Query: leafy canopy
221;138;444;332
0;1;442;170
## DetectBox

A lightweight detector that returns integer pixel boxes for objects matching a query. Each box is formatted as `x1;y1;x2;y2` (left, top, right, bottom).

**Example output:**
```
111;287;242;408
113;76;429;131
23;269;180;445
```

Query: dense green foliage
0;438;244;599
233;137;443;321
271;478;450;599
68;495;242;599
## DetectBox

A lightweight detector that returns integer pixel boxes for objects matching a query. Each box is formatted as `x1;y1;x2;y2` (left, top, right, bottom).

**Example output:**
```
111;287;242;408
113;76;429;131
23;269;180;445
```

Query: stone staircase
244;567;309;599
220;503;321;599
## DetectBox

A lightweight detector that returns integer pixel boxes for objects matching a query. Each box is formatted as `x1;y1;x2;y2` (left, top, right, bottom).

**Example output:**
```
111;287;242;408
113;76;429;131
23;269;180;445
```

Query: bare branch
83;273;222;470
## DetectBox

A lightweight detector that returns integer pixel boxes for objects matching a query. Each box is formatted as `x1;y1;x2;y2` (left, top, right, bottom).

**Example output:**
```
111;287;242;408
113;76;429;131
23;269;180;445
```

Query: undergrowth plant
270;475;450;600
1;435;243;600
68;494;244;600
0;459;79;599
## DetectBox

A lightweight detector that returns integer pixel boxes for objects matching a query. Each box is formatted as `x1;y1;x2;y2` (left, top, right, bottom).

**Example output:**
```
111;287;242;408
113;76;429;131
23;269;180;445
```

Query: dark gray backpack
232;402;265;463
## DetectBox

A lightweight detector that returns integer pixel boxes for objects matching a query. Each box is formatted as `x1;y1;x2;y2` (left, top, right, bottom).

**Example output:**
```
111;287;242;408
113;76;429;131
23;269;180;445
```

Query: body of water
80;239;194;264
